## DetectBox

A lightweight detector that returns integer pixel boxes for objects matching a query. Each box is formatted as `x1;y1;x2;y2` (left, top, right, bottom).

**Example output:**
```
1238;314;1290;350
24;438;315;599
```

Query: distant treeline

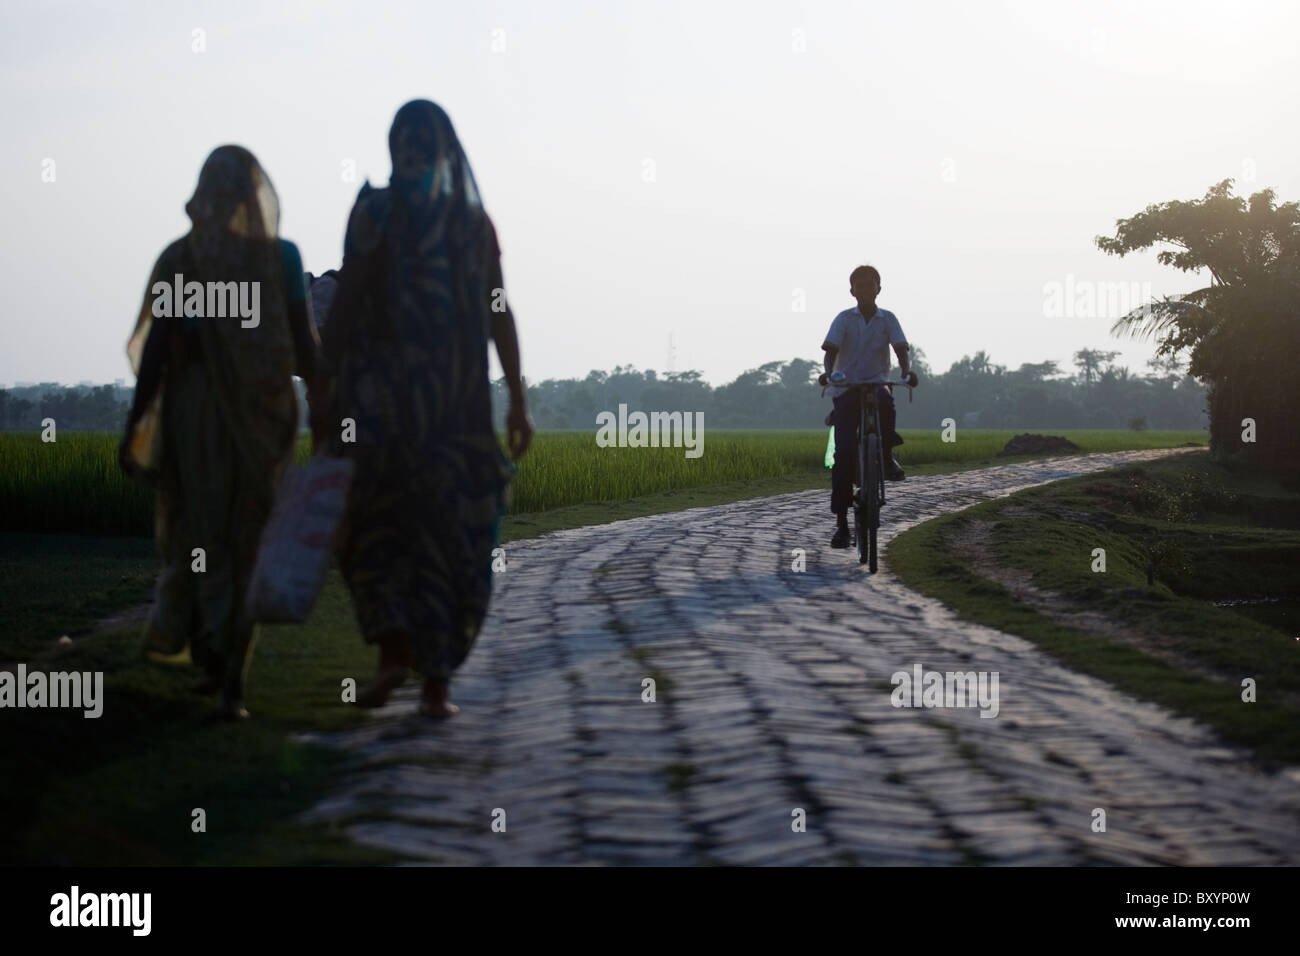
491;348;1208;431
3;347;1207;433
0;381;311;432
0;383;134;432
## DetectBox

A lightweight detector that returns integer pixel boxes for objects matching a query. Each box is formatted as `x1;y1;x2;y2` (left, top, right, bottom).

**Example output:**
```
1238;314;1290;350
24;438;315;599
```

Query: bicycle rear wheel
864;432;880;571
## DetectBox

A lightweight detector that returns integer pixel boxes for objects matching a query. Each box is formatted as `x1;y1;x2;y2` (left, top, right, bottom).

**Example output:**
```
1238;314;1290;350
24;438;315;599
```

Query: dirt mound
996;433;1081;457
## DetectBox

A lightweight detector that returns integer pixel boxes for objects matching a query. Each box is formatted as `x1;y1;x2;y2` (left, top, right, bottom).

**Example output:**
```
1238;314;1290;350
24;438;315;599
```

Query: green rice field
0;429;1207;537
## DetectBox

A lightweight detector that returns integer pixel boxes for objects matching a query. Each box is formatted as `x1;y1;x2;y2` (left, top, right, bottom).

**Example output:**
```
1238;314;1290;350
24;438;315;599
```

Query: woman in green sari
121;145;318;719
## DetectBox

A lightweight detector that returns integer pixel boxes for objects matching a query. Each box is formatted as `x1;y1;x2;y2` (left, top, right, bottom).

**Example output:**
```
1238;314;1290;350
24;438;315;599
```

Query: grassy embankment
889;451;1300;766
0;428;1206;863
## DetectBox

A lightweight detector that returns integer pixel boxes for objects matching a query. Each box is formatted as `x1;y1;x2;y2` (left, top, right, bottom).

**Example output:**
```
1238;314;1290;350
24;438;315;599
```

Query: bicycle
820;370;914;572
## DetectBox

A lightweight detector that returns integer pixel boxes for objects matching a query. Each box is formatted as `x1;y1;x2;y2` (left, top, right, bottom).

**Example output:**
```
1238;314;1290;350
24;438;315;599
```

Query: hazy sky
2;0;1297;389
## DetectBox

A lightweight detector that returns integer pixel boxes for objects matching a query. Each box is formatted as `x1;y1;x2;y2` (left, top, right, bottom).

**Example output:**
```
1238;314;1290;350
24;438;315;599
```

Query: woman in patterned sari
315;99;532;718
121;145;318;719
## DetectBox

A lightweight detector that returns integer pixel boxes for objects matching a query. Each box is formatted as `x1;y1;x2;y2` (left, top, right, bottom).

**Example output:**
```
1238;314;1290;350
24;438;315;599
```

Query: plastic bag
245;454;355;623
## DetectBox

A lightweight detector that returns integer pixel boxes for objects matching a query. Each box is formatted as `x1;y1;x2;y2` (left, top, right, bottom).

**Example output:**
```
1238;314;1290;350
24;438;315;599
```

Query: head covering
128;145;297;478
377;99;493;307
338;100;501;448
184;144;280;267
386;99;483;232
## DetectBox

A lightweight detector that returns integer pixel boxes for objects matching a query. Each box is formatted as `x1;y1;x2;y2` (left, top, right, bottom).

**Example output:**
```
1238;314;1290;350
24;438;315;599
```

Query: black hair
850;265;880;288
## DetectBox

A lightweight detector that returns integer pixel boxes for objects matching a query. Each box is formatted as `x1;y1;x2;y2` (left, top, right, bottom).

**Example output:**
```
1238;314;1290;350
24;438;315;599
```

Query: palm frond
1109;293;1204;341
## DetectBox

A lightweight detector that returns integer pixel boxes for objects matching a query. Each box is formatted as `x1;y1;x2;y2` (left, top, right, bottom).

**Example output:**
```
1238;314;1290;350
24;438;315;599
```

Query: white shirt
822;306;907;398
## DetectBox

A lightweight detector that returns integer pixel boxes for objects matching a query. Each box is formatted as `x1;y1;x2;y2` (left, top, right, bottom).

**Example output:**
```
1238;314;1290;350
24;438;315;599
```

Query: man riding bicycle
819;265;918;549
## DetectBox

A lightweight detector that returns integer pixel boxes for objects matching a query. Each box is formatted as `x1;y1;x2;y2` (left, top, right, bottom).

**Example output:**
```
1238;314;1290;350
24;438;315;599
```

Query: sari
323;100;513;681
126;145;299;704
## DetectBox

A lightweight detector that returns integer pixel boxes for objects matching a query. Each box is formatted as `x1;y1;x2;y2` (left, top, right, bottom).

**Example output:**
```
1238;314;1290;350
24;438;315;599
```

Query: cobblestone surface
297;449;1300;865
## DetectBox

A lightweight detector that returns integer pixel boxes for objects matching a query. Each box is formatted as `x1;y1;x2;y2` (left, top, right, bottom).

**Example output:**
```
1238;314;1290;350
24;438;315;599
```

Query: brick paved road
297;449;1300;865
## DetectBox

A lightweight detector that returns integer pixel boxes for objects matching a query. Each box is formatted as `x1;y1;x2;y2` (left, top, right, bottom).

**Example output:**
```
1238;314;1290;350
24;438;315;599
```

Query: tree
1145;353;1185;383
907;344;933;379
1098;179;1300;470
479;349;1206;431
780;358;822;389
1072;349;1120;388
1011;360;1062;383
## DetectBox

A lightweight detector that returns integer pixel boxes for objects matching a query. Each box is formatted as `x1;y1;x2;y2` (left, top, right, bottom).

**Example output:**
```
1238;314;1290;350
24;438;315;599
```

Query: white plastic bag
245;454;355;623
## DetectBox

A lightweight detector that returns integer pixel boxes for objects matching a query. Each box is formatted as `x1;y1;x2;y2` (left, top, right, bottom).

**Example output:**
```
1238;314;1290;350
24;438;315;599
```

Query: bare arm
490;296;525;404
893;342;911;378
486;237;533;460
821;344;838;383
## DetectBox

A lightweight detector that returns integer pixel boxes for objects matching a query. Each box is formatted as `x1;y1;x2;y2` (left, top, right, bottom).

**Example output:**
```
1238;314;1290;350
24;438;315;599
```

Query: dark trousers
831;385;901;518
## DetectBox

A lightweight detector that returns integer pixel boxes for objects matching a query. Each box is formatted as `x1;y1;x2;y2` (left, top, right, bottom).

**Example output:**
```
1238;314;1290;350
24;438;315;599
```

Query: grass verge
887;451;1300;766
0;539;400;865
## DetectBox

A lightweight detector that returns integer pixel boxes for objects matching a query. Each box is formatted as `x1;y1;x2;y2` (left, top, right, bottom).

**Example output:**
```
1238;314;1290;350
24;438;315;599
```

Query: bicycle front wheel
856;423;868;565
864;432;880;571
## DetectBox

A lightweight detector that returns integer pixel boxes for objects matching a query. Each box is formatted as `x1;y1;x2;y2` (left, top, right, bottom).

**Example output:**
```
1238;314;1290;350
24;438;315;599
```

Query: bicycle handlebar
819;379;915;401
831;379;913;387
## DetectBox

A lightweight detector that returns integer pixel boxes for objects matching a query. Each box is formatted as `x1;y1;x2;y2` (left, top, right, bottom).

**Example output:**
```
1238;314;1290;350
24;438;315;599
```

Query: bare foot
418;700;460;718
217;698;250;720
419;680;459;719
418;697;460;717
